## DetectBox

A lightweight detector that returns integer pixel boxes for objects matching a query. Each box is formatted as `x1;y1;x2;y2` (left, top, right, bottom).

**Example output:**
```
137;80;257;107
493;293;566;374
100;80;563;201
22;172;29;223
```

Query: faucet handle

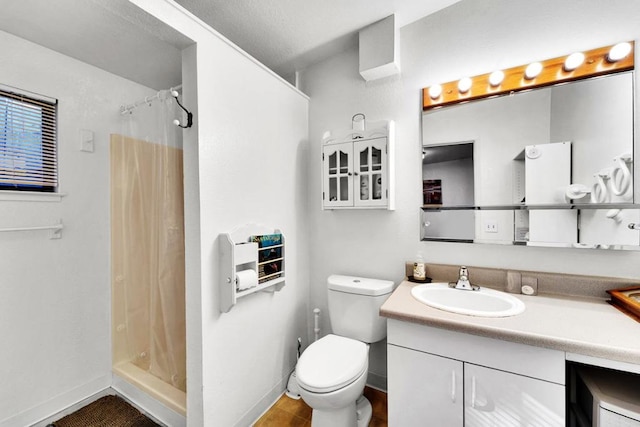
459;266;468;278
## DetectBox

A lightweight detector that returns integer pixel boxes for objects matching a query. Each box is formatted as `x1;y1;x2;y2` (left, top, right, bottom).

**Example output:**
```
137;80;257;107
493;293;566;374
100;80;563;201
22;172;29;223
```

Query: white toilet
295;275;394;427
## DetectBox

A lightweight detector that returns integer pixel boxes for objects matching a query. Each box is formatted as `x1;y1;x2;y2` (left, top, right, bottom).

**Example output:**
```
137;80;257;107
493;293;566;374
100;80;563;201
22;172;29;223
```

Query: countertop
380;280;640;367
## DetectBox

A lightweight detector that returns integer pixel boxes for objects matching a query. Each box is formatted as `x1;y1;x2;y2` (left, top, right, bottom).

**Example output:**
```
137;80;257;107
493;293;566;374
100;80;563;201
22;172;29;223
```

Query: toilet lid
296;334;368;393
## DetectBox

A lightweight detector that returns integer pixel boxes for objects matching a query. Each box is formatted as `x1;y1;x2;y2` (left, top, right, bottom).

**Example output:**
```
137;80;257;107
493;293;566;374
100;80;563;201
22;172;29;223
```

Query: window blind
0;87;57;192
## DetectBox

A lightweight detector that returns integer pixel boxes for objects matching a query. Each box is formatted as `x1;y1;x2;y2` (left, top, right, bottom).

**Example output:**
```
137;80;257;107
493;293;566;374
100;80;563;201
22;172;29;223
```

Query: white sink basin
410;282;525;317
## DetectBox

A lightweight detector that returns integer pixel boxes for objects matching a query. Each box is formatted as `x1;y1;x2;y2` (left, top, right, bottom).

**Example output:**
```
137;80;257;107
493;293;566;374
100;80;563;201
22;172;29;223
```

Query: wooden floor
254;386;387;426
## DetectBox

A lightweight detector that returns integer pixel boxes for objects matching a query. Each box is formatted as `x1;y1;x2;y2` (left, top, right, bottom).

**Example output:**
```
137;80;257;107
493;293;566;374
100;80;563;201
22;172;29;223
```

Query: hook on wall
171;90;193;129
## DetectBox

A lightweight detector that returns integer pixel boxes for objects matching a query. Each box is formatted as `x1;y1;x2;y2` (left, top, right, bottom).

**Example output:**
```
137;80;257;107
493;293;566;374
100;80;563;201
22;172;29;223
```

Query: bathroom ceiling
0;0;460;89
173;0;462;80
0;0;190;90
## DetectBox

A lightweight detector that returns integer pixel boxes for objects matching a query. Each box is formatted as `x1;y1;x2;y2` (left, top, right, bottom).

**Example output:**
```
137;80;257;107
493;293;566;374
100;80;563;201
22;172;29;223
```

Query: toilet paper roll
236;269;258;291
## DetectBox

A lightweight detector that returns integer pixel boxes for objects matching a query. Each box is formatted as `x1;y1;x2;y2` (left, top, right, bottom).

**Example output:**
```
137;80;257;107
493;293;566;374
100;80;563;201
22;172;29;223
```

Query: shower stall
110;89;187;415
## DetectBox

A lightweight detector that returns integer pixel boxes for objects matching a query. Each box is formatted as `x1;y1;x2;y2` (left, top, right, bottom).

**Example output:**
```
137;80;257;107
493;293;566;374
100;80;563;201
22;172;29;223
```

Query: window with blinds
0;87;57;192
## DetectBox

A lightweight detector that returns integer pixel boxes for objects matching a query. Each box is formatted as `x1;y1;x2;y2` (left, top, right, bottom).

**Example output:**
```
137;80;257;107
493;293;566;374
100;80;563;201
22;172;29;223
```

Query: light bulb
563;52;585;71
428;84;442;100
457;77;472;93
607;42;632;62
489;70;504;86
173;119;181;127
524;62;543;79
171;90;179;98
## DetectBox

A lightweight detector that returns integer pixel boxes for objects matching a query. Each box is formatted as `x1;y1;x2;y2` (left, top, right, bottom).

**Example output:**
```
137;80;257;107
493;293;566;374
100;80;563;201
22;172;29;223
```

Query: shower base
113;362;186;417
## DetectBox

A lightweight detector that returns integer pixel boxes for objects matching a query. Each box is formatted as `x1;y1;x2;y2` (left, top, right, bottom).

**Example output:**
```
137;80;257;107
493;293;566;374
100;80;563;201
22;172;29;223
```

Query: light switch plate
80;129;94;153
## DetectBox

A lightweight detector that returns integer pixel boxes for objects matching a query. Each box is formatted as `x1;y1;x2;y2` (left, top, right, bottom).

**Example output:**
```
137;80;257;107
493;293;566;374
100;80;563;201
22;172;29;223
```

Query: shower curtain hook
171;90;193;129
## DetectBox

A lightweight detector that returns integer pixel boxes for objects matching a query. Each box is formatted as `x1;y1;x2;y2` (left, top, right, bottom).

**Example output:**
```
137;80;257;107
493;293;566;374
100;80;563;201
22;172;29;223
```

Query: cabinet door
322;142;353;208
388;344;463;427
464;363;565;427
353;137;388;207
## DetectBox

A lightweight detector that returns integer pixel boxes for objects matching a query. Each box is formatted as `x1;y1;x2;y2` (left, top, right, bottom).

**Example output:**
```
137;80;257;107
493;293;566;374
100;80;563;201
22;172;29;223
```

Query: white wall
197;37;309;427
301;0;640;389
0;30;158;426
129;2;310;425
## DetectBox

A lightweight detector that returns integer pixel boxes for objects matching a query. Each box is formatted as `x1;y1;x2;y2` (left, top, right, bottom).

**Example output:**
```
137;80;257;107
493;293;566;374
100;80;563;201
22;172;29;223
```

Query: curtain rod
120;84;182;115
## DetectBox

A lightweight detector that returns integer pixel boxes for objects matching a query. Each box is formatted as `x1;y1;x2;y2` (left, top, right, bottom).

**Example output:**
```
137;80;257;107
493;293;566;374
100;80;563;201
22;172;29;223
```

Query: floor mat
51;395;160;427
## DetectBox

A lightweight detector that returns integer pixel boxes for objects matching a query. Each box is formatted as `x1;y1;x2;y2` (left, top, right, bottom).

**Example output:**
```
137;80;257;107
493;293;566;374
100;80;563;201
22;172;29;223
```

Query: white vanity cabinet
387;319;566;426
321;120;394;210
388;345;464;426
463;363;565;426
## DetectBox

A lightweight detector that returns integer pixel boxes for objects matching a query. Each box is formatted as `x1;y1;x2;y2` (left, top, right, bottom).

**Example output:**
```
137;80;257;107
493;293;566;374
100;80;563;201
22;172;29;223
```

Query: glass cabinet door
354;137;387;207
322;142;353;207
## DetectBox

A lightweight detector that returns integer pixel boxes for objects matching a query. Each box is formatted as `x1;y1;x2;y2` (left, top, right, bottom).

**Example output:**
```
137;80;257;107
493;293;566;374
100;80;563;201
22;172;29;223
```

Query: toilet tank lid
328;275;394;296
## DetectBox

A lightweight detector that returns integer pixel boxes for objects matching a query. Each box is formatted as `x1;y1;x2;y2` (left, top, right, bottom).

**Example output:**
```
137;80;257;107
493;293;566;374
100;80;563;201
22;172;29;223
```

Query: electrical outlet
484;220;498;233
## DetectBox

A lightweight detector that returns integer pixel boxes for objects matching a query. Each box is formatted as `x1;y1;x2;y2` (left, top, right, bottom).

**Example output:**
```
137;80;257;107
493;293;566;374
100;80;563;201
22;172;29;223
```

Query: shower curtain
111;91;186;392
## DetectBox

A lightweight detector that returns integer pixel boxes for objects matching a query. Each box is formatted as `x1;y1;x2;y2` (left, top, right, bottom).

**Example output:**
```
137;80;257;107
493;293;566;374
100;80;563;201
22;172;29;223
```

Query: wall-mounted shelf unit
219;224;285;313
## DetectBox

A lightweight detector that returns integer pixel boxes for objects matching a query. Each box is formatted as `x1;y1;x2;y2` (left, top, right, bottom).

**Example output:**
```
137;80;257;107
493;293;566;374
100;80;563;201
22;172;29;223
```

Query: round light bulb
524;62;543;79
173;119;181;126
428;84;442;100
457;77;472;93
489;70;504;86
607;42;632;62
563;52;585;71
171;90;180;98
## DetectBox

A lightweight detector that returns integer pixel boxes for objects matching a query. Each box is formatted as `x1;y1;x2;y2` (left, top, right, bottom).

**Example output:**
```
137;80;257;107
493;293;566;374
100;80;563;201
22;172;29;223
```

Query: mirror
421;72;640;249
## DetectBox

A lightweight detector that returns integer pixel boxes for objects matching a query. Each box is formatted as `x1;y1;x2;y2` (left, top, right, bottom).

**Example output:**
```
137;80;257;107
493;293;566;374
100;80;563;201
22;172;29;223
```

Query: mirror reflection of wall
422;142;474;207
422;72;633;207
421;209;475;242
421;71;636;249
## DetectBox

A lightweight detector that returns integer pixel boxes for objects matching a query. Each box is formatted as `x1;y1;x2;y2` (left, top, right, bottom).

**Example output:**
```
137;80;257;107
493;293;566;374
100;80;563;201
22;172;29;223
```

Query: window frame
0;84;58;193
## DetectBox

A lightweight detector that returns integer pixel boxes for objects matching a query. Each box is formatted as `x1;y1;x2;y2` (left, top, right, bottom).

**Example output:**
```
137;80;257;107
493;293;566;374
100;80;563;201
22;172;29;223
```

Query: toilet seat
296;334;368;394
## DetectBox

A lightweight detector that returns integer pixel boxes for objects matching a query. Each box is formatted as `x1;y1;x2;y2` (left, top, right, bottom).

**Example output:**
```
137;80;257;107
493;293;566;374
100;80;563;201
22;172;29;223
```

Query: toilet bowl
296;335;369;427
295;275;394;427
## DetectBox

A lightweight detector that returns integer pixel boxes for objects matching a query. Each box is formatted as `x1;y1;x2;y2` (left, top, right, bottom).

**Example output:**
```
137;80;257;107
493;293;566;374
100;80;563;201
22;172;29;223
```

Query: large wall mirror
421;42;640;250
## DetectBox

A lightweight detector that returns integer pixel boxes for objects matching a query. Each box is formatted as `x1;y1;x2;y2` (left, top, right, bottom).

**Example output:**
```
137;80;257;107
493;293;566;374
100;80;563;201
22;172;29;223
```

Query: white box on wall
524;142;571;204
359;15;400;81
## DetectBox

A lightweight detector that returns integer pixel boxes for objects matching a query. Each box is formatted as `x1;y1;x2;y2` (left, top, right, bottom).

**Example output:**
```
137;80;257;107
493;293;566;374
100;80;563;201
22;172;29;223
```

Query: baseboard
0;375;111;427
112;374;186;427
235;372;289;427
367;371;387;392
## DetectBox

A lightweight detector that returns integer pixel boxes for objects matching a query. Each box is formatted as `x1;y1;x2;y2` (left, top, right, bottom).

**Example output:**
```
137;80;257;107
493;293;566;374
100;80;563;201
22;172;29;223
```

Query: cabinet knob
348;172;352;176
354;172;359;176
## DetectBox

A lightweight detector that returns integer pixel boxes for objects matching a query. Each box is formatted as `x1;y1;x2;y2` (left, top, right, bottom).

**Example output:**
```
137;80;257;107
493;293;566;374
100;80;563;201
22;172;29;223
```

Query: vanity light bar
423;41;634;110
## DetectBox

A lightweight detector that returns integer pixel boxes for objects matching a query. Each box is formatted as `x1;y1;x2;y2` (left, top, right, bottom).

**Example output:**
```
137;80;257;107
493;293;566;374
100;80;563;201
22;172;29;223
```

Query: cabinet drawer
388;319;565;384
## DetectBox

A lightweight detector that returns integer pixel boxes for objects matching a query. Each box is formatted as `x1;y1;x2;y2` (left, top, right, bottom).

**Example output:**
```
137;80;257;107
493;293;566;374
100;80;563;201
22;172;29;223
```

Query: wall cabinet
387;319;566;426
321;120;394;210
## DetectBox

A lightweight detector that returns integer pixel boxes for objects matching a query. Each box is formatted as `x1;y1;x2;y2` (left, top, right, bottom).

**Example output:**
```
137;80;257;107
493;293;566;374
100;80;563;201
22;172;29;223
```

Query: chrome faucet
453;266;479;291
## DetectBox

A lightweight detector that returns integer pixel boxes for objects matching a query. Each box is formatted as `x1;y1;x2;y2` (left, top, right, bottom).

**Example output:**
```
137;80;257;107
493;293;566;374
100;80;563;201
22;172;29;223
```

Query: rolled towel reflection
611;154;632;197
565;184;591;201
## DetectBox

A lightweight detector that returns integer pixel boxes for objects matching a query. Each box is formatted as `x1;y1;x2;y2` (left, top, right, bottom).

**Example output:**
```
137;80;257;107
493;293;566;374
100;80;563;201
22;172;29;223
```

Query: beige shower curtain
111;131;186;392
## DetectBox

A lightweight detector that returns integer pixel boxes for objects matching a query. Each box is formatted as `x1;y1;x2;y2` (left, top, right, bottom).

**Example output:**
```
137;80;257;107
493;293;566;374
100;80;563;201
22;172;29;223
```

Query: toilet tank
327;275;394;343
